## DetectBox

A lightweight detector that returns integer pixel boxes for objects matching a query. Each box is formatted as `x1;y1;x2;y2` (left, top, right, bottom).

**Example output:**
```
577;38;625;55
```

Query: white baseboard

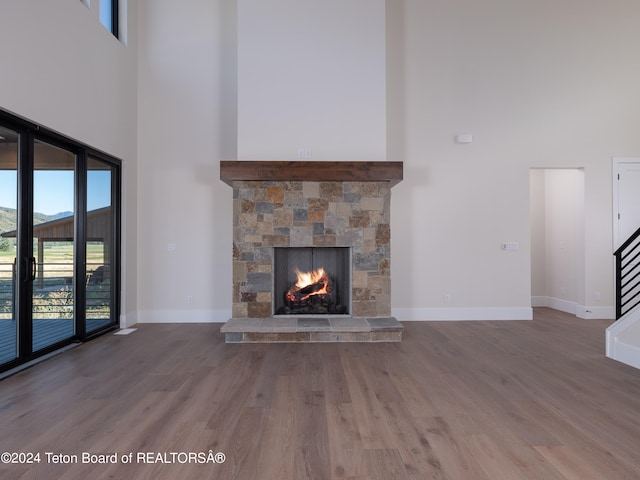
129;304;613;324
607;304;640;362
392;307;532;321
575;305;615;320
120;311;137;328
136;309;232;324
531;296;576;314
532;296;615;319
609;339;640;370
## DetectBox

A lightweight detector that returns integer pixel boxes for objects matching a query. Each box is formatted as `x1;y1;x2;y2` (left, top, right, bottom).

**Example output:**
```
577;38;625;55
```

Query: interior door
614;158;640;250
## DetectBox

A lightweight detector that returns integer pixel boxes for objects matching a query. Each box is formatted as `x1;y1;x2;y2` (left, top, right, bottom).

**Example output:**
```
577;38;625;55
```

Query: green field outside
0;243;105;275
0;242;110;320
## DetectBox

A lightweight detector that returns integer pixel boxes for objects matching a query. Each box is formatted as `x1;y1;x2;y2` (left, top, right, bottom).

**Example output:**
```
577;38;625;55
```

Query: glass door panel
86;157;114;334
32;140;76;352
0;110;121;375
0;127;19;365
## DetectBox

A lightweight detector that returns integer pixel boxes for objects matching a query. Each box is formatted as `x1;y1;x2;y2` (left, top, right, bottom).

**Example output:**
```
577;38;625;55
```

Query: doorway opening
530;168;585;316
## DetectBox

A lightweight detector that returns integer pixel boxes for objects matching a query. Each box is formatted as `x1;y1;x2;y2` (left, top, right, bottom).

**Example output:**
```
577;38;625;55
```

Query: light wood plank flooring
1;308;640;479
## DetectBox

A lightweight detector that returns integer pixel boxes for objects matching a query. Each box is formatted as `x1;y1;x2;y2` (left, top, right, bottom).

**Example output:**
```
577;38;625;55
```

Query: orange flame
294;267;326;289
286;267;329;302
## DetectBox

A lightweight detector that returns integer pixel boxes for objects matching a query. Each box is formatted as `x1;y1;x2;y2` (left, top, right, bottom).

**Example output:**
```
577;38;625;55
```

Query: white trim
119;0;128;46
530;296;548;308
609;341;640;370
531;296;576;314
136;309;232;323
532;296;615;319
130;305;616;324
612;156;640;251
575;305;615;320
607;304;640;369
114;328;137;335
392;307;532;321
120;311;137;328
606;304;640;357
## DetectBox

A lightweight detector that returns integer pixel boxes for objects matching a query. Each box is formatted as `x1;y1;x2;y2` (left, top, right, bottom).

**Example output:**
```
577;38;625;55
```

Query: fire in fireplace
281;267;347;315
274;247;350;315
286;267;329;302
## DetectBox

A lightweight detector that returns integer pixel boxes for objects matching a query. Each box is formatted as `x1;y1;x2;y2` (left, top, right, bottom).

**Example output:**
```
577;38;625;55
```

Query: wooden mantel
220;161;403;186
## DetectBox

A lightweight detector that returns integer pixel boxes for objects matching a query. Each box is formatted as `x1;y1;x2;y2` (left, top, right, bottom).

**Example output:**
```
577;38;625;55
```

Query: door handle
30;257;36;282
22;257;36;282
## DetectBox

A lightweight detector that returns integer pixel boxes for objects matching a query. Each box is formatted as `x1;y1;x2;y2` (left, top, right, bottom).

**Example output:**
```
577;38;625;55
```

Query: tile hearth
220;316;403;343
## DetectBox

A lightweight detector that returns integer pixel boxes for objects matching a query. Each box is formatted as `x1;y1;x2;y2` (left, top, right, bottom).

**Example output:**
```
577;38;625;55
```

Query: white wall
237;0;386;161
388;0;640;320
0;1;137;158
530;169;546;299
136;0;235;322
0;0;139;325
5;1;638;325
135;0;639;323
135;0;386;322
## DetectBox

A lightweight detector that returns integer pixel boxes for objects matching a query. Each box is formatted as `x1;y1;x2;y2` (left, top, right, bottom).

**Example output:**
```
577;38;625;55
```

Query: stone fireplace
219;161;403;343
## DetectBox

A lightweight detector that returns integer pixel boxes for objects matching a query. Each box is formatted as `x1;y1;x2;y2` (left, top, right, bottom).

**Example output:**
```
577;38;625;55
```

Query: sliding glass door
86;156;116;335
0;111;120;374
0;126;18;365
31;140;76;352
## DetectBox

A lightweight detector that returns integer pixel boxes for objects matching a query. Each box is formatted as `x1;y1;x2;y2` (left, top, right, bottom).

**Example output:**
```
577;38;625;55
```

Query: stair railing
614;226;640;319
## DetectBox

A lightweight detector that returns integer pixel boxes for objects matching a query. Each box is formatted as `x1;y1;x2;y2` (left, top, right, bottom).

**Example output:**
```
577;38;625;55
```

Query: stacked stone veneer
232;180;392;319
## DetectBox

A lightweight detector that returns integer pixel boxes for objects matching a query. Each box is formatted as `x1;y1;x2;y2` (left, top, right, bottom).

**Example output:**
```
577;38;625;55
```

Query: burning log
298;280;327;296
285;267;330;302
278;266;346;315
287;281;328;302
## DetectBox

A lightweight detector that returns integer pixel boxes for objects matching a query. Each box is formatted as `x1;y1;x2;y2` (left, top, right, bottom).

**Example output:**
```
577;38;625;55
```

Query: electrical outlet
187;296;193;304
595;291;601;302
304;148;312;158
167;243;176;252
444;293;451;303
297;148;305;159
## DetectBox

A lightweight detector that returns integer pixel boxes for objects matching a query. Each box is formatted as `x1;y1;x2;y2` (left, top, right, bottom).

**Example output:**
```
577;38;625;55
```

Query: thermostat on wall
455;133;473;144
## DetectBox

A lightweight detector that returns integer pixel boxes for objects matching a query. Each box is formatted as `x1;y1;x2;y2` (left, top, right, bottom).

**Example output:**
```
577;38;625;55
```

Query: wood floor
1;308;640;479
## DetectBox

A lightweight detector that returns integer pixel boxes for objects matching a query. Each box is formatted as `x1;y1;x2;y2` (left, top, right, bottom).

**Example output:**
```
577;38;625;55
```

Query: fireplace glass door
274;247;350;315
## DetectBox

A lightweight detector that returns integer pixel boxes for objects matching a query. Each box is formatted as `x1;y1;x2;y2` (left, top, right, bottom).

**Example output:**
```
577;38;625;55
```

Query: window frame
101;0;119;39
0;107;122;374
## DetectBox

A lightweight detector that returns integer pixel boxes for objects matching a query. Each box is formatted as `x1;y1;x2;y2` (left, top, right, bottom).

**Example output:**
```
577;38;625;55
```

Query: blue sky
0;170;110;215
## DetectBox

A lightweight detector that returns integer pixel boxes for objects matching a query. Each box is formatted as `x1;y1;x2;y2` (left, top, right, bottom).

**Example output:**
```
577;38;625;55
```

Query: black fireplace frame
273;247;351;316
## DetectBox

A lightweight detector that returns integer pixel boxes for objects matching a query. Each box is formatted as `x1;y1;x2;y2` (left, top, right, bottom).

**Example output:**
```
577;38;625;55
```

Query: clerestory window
100;0;119;38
